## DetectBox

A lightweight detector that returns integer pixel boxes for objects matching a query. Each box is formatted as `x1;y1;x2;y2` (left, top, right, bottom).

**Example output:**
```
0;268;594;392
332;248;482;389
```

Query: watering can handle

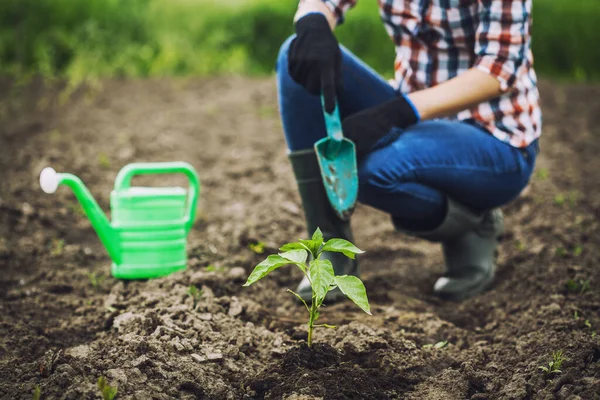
114;162;200;233
321;95;344;146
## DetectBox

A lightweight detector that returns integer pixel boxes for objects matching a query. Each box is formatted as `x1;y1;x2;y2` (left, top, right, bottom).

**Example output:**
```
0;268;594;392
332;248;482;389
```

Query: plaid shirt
313;0;542;148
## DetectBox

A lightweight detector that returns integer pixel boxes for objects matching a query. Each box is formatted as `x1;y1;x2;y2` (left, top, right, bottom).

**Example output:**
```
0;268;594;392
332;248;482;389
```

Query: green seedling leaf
248;241;265;254
566;279;579;292
312;227;324;243
98;153;111;169
50;238;65;256
205;265;225;273
244;255;292;286
422;344;433;349
296;227;325;258
187;285;203;309
299;239;320;258
32;385;41;400
279;249;308;265
579;279;591;294
279;242;310;252
585;320;592;329
334;275;371;315
314;324;337;329
88;272;106;290
555;247;567;257
322;239;365;259
565;278;591;294
434;340;449;349
309;259;335;302
97;376;118;400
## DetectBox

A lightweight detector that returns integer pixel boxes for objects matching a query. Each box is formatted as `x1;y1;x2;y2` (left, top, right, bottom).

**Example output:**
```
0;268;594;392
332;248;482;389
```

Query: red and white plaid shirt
314;0;542;148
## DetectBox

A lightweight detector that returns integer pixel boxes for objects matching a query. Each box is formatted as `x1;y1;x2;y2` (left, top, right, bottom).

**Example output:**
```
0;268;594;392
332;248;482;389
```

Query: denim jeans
276;36;538;230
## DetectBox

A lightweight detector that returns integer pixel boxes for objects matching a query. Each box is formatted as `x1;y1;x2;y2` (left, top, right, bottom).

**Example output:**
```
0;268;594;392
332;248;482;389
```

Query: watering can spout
40;167;121;264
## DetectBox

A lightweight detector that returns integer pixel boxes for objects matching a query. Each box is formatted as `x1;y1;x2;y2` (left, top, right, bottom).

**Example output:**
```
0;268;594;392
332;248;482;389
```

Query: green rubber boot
394;197;504;301
289;149;359;302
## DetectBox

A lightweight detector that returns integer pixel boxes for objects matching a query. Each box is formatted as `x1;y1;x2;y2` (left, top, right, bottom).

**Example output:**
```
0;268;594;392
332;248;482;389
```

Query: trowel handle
321;95;344;142
321;94;344;156
114;162;200;232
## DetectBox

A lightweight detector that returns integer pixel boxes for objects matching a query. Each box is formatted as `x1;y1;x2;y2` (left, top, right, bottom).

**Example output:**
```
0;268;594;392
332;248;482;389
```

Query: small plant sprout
565;278;591;294
423;340;448;349
187;285;202;309
579;279;591;294
204;265;224;273
555;247;567;257
98;152;111;169
50;239;65;256
248;241;265;254
553;194;566;206
97;376;117;400
539;350;564;375
535;168;549;180
32;385;41;400
243;228;371;347
88;272;106;290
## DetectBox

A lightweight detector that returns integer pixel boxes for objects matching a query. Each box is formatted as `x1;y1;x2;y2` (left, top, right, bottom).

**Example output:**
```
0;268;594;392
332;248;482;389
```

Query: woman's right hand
288;12;343;114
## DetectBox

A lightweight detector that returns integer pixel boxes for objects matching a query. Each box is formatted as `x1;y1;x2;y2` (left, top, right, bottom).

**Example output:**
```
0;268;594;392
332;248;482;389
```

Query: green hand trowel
314;96;358;221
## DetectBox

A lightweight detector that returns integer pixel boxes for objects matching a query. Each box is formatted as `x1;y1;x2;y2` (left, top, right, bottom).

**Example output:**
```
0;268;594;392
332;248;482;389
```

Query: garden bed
0;77;599;399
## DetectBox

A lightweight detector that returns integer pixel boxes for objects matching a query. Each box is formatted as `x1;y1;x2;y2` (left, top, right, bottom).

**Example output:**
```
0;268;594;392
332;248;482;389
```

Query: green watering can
314;95;359;221
39;162;200;280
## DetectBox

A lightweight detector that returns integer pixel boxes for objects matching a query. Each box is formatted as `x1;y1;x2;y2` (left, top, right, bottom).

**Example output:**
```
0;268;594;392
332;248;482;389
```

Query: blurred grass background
0;0;598;88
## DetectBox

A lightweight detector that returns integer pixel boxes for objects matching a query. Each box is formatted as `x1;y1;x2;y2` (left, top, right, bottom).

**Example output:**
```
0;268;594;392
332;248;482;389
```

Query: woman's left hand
342;95;420;158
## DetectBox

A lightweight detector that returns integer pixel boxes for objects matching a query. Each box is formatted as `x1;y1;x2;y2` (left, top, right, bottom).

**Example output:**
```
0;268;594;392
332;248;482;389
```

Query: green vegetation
32;385;41;400
538;350;564;375
88;271;106;290
204;265;225;273
187;285;203;309
243;228;370;347
1;0;598;87
248;241;266;254
97;376;118;400
565;278;591;294
50;238;65;256
423;340;448;349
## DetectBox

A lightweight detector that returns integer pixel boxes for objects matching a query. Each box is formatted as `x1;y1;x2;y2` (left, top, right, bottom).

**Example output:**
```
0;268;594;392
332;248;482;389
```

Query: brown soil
0;76;599;400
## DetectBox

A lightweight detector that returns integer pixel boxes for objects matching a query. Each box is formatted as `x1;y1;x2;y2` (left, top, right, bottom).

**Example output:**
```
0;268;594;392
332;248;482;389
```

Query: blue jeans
276;36;538;230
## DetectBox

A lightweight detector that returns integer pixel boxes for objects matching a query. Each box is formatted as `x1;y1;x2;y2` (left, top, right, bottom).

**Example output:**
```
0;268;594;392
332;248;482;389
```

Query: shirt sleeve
300;0;357;25
474;0;531;91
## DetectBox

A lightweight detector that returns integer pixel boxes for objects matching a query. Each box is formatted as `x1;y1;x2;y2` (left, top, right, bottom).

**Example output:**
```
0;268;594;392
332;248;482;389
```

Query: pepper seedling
243;227;371;346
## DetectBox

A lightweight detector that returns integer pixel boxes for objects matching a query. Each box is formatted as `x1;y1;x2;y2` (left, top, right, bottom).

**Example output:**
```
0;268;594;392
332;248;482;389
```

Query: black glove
342;96;420;159
288;13;343;113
